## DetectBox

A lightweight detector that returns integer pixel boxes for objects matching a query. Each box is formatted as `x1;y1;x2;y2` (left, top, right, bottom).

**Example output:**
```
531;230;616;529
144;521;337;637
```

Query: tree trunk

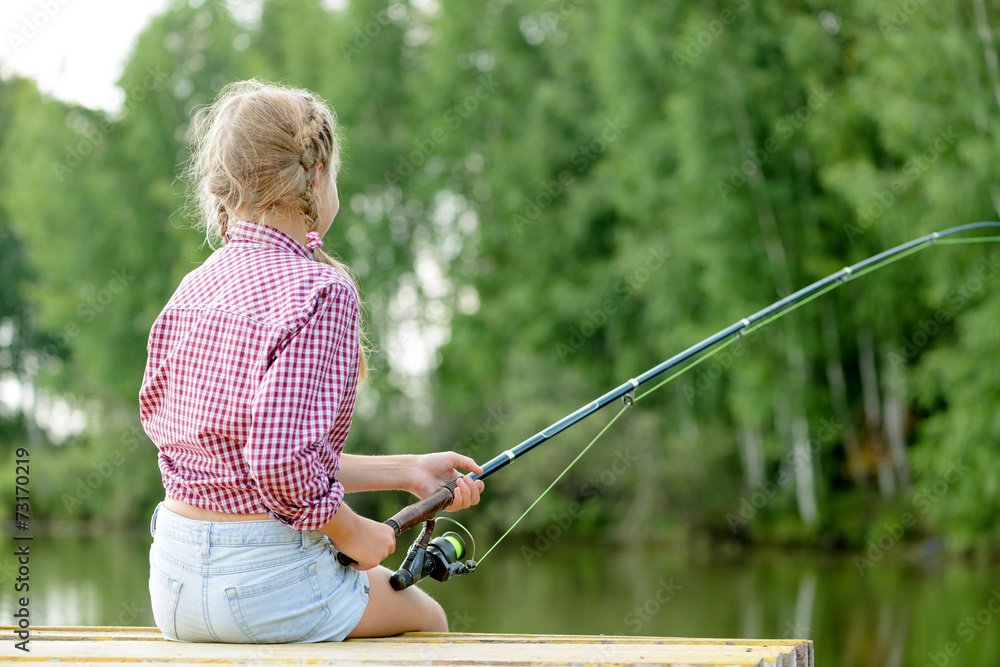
881;346;911;490
22;371;43;446
789;344;819;526
858;328;895;498
972;0;1000;113
790;569;817;638
858;327;882;428
820;301;867;487
738;424;765;491
726;76;818;526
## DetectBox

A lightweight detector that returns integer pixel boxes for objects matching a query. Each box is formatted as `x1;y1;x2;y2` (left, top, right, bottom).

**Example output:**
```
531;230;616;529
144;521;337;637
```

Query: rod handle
335;482;456;567
387;482;456;533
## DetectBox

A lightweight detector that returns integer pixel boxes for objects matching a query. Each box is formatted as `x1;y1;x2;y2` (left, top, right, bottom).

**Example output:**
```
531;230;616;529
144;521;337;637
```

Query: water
2;532;998;666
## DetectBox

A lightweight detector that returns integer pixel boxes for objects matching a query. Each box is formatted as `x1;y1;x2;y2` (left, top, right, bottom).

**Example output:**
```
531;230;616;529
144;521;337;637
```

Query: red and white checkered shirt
139;220;359;531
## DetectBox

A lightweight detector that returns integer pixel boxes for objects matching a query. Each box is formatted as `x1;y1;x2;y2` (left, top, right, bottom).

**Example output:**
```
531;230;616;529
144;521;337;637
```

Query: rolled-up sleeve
247;283;360;531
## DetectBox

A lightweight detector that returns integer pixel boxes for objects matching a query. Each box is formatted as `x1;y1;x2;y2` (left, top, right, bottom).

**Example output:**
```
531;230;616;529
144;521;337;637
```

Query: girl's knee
422;597;447;633
400;582;446;632
348;566;449;637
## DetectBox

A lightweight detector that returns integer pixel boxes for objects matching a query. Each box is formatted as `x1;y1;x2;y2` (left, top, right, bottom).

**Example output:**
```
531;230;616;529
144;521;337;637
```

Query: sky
0;0;172;111
0;1;174;436
1;0;444;438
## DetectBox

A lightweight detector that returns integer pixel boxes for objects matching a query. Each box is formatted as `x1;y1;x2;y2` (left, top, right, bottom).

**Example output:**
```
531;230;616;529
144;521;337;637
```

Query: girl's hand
446;474;484;512
321;503;396;570
340;516;396;571
409;452;485;512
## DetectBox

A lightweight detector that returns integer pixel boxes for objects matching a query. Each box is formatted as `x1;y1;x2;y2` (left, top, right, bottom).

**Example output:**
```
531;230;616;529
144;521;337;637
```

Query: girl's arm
338;452;484;512
319;500;395;570
336;454;416;493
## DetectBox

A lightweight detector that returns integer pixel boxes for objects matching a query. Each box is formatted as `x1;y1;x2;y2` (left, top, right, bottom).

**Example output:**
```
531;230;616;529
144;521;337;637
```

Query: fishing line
357;223;1000;584
635;227;1000;402
476;403;631;564
936;235;1000;245
470;222;1000;568
434;516;477;562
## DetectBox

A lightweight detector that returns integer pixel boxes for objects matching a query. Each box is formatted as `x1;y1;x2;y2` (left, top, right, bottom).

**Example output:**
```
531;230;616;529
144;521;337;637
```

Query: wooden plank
0;626;813;667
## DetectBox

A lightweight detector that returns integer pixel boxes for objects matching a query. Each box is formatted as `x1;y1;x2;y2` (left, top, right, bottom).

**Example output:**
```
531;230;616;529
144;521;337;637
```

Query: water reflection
1;533;997;667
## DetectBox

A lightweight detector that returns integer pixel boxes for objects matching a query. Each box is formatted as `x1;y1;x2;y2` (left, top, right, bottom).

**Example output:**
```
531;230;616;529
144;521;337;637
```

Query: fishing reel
389;519;477;591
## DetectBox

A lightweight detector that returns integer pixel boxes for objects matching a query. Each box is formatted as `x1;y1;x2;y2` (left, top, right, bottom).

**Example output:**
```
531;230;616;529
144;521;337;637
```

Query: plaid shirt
139;220;359;531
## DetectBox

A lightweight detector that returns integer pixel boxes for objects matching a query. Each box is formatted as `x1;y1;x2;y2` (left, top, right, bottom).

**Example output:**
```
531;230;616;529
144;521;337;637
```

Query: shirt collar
225;220;312;260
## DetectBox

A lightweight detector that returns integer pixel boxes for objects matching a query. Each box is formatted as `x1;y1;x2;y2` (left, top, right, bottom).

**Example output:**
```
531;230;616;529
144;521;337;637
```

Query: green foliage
0;0;998;555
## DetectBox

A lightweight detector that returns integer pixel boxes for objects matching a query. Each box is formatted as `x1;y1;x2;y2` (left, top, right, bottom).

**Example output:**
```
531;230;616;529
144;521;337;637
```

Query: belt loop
149;502;161;538
201;523;211;560
301;530;309;552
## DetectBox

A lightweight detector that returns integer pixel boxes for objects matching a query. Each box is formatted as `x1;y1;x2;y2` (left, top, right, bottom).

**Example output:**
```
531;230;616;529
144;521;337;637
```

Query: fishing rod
337;221;1000;588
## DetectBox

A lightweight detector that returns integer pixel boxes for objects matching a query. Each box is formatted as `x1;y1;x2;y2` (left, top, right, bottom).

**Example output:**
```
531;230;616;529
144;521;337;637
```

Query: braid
216;202;230;241
298;109;324;231
295;105;369;382
301;176;320;232
188;80;367;384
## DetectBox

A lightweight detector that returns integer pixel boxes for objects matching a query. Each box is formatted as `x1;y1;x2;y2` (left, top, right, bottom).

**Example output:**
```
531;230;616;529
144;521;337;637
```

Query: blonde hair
186;79;369;384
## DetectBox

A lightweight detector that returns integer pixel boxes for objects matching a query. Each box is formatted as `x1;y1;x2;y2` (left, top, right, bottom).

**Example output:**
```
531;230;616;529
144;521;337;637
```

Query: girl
139;79;484;643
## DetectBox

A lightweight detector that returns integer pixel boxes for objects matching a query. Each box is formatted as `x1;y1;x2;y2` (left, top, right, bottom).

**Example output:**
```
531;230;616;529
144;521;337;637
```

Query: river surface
1;532;998;666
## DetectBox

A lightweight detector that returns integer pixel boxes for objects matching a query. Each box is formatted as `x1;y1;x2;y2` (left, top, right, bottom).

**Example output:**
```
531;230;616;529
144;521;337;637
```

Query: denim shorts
148;502;370;643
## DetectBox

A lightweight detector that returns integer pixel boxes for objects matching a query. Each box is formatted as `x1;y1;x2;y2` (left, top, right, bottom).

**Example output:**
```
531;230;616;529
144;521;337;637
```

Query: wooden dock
1;626;813;666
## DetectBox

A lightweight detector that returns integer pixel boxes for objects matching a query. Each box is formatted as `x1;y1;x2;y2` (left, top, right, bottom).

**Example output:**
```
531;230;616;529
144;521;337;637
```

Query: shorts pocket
225;561;331;644
149;566;182;639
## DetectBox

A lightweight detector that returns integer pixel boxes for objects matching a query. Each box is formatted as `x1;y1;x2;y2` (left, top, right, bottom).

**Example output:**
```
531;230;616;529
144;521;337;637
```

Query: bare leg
347;566;448;637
